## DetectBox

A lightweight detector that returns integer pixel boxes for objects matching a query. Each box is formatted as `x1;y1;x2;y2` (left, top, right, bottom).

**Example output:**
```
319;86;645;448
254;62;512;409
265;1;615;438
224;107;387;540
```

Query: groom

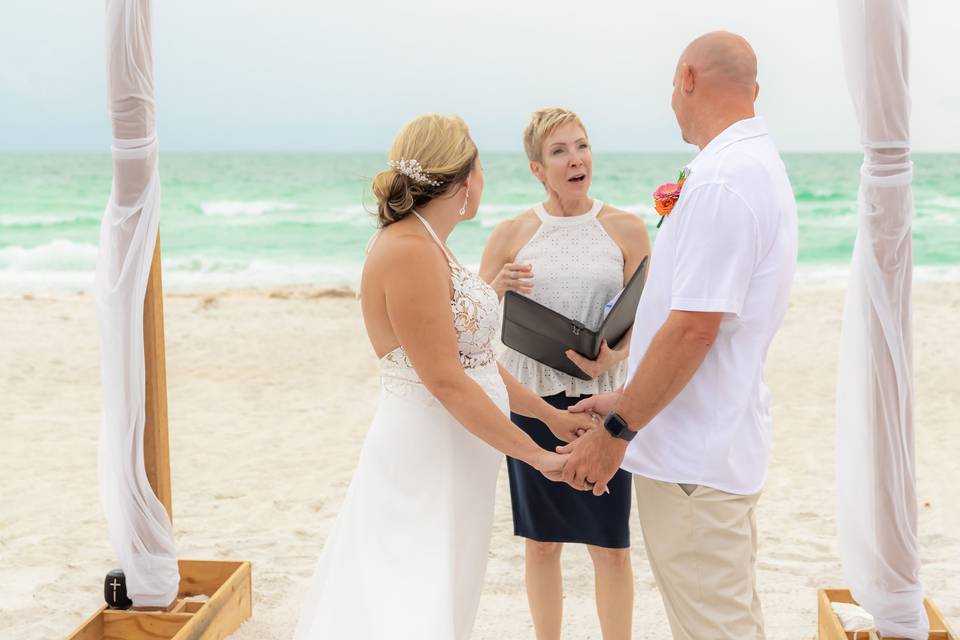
560;31;797;639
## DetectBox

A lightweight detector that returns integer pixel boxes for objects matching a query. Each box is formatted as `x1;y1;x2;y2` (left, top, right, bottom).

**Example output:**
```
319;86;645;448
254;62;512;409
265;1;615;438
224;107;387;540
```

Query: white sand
1;285;957;639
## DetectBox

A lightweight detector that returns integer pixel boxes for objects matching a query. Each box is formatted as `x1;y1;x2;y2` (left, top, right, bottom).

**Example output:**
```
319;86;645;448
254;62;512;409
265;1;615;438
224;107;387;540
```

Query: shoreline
4;263;960;298
4;277;960;302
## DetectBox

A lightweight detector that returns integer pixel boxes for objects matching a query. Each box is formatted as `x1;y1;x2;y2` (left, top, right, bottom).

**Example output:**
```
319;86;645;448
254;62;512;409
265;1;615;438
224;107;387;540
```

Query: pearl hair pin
389;158;442;187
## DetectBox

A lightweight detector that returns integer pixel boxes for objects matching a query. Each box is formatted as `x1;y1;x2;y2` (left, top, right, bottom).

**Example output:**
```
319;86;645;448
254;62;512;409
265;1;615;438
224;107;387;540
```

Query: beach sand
1;284;958;639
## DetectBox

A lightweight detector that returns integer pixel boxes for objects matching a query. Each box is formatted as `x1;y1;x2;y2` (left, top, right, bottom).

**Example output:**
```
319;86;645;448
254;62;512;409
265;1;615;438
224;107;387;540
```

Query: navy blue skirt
507;393;631;549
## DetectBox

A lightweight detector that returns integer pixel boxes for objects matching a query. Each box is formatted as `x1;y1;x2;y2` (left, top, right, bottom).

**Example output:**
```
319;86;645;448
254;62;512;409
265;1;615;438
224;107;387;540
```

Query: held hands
545;407;599;443
567;391;621;419
556;424;628;496
530;449;569;483
491;263;534;298
565;341;626;380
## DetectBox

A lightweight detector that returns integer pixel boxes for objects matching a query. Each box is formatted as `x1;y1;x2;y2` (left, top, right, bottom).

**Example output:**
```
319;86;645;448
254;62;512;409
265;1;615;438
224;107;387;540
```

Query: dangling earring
458;190;470;217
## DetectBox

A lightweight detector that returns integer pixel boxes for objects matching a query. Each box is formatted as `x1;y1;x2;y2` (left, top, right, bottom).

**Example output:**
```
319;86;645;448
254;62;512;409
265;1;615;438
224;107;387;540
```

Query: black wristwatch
603;412;637;442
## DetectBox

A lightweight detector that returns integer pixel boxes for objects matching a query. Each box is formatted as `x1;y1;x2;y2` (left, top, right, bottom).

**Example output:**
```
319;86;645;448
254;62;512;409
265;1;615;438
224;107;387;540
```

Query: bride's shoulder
365;224;445;274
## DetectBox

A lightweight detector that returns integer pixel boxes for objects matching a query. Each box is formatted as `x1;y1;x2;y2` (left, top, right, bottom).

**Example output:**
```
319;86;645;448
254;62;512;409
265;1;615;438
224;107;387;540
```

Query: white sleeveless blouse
499;200;628;397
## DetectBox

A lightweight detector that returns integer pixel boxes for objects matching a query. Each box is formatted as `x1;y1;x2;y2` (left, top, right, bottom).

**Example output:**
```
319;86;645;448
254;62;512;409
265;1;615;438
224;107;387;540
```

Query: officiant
479;107;650;639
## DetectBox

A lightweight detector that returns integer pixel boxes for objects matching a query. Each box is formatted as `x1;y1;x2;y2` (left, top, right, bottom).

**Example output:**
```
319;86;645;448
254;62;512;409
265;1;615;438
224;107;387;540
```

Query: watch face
604;412;627;437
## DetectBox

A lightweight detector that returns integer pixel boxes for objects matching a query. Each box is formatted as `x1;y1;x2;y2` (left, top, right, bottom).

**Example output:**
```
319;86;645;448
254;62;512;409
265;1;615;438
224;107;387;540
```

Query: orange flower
652;172;687;227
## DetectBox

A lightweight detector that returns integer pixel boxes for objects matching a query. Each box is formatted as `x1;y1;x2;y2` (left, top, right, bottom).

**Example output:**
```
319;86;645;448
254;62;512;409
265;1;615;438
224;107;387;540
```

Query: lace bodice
379;213;503;404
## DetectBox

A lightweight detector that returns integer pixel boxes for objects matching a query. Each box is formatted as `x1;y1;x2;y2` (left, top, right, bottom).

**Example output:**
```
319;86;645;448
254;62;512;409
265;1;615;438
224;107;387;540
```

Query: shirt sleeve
670;182;760;316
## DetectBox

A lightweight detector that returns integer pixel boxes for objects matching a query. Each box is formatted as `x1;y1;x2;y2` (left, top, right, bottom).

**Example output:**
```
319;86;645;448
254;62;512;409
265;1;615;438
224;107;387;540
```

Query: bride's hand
491;262;534;298
545;407;598;443
531;450;570;483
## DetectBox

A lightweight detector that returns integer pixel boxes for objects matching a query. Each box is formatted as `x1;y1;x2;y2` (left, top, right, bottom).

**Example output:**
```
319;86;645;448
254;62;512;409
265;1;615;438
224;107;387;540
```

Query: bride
293;114;591;639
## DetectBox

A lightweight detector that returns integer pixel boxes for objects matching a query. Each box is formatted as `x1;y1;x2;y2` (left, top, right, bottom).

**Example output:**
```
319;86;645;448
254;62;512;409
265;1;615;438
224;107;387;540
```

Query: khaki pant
633;475;765;640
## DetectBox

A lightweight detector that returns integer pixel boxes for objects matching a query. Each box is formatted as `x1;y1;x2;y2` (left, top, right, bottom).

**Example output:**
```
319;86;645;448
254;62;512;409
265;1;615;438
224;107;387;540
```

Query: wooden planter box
67;560;251;640
818;589;957;640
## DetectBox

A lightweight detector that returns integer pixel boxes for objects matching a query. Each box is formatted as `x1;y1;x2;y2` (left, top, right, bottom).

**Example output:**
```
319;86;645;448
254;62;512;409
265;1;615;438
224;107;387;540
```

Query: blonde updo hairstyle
372;114;478;227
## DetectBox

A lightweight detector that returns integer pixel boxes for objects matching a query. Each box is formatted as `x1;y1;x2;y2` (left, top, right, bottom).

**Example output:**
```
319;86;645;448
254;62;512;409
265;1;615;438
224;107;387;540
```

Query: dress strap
413;211;461;268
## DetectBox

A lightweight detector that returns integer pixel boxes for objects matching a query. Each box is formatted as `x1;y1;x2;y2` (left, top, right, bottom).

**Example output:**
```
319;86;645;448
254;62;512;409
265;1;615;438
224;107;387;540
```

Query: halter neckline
533;199;603;225
413;211;461;268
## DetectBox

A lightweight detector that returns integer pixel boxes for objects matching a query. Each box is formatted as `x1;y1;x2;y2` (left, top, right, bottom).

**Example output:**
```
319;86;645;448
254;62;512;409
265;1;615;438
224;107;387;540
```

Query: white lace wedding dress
293;213;507;639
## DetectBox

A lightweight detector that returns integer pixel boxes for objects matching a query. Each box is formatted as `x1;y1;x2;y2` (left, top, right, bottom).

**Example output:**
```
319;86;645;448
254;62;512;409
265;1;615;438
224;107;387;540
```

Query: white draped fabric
836;1;927;638
95;0;179;608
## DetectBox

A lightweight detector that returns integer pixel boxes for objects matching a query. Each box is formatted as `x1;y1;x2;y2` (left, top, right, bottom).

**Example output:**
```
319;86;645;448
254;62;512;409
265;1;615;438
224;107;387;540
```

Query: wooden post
143;230;172;522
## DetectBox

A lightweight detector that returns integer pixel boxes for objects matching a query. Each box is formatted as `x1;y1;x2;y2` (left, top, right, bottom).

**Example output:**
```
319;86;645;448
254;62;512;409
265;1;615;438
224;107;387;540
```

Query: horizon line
3;148;960;155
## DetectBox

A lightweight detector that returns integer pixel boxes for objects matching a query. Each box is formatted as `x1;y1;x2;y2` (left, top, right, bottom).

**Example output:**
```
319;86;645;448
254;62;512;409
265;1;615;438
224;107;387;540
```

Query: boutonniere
653;168;690;228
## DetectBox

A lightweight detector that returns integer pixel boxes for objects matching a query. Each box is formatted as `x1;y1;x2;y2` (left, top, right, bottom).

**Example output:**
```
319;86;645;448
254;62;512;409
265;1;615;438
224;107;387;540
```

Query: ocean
1;153;958;292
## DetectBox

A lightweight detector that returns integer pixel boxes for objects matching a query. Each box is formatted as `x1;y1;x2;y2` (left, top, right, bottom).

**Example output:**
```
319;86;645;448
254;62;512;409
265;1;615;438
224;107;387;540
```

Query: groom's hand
557;426;628;496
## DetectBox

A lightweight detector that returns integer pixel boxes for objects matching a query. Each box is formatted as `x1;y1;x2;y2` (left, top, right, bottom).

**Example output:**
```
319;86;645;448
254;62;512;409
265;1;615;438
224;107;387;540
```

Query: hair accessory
389;158;442;187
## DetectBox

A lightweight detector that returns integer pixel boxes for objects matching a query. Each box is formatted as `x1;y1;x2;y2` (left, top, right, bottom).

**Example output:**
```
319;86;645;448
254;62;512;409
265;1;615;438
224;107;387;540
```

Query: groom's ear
680;63;695;95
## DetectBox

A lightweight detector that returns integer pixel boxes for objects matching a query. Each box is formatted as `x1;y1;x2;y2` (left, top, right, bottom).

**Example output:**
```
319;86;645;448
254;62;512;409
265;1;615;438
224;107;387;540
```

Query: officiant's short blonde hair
523;108;588;164
372;114;478;227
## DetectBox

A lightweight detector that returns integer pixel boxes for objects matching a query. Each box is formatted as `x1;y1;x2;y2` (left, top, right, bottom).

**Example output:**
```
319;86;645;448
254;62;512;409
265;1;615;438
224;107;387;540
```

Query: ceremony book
501;256;649;381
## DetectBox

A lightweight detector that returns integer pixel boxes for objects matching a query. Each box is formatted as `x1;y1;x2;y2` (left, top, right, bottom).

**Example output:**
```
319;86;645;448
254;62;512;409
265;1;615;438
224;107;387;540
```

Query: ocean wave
0;213;96;228
200;200;298;217
0;240;99;272
917;195;960;211
197;202;378;228
793;264;960;289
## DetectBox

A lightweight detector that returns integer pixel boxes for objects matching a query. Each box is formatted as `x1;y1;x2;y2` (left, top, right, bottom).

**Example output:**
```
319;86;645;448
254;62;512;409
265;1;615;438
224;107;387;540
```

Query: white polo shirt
622;116;798;495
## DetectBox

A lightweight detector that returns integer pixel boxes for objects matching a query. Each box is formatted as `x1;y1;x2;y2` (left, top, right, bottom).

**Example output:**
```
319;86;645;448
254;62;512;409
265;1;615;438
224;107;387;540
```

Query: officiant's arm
497;365;595;442
479;218;534;299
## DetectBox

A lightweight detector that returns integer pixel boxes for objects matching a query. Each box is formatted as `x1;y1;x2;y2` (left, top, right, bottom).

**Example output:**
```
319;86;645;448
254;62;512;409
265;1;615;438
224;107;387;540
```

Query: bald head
679;31;757;95
670;31;759;148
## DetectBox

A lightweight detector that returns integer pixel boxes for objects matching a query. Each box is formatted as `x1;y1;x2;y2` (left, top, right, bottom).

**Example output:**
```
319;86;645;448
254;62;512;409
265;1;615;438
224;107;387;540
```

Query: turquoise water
1;153;958;291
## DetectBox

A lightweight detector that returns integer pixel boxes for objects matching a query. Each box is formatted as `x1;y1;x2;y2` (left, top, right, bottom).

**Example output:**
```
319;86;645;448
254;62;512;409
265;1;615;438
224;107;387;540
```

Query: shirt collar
687;116;768;172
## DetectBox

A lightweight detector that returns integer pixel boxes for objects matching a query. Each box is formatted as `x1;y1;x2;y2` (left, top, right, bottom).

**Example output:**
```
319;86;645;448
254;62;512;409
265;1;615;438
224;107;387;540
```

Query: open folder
501;256;649;381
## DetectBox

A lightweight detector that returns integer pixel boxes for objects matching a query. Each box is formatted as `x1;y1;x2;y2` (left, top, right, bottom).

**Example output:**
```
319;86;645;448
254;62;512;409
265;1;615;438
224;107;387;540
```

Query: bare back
360;216;454;360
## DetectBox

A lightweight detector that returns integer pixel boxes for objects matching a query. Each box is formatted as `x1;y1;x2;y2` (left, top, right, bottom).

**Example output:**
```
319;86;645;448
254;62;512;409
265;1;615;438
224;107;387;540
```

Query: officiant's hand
565;341;626;380
556;426;628;496
491;262;534;298
567;391;620;419
545;407;598;443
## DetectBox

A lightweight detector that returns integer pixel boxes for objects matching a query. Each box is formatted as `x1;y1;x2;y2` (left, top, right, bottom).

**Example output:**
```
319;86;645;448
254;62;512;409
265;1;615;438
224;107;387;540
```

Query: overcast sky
1;0;957;153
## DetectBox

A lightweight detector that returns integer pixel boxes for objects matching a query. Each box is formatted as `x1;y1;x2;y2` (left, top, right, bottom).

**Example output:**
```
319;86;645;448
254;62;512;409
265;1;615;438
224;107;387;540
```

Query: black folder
501;256;649;381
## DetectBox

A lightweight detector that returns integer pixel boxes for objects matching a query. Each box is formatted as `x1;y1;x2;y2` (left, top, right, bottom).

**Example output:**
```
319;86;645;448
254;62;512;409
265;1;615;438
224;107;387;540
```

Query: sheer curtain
835;0;927;637
95;0;179;608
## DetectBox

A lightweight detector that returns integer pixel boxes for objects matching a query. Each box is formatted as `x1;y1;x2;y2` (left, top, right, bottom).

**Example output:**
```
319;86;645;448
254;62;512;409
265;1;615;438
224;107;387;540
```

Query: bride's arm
497;365;595;442
377;234;562;473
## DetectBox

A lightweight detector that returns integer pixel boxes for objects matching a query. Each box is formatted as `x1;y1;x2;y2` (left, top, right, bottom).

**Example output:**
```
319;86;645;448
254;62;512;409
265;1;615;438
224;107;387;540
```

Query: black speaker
104;568;132;610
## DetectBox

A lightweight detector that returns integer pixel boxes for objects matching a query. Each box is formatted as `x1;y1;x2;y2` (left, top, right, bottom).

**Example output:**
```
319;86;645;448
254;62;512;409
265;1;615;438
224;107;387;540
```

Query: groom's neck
694;105;757;150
